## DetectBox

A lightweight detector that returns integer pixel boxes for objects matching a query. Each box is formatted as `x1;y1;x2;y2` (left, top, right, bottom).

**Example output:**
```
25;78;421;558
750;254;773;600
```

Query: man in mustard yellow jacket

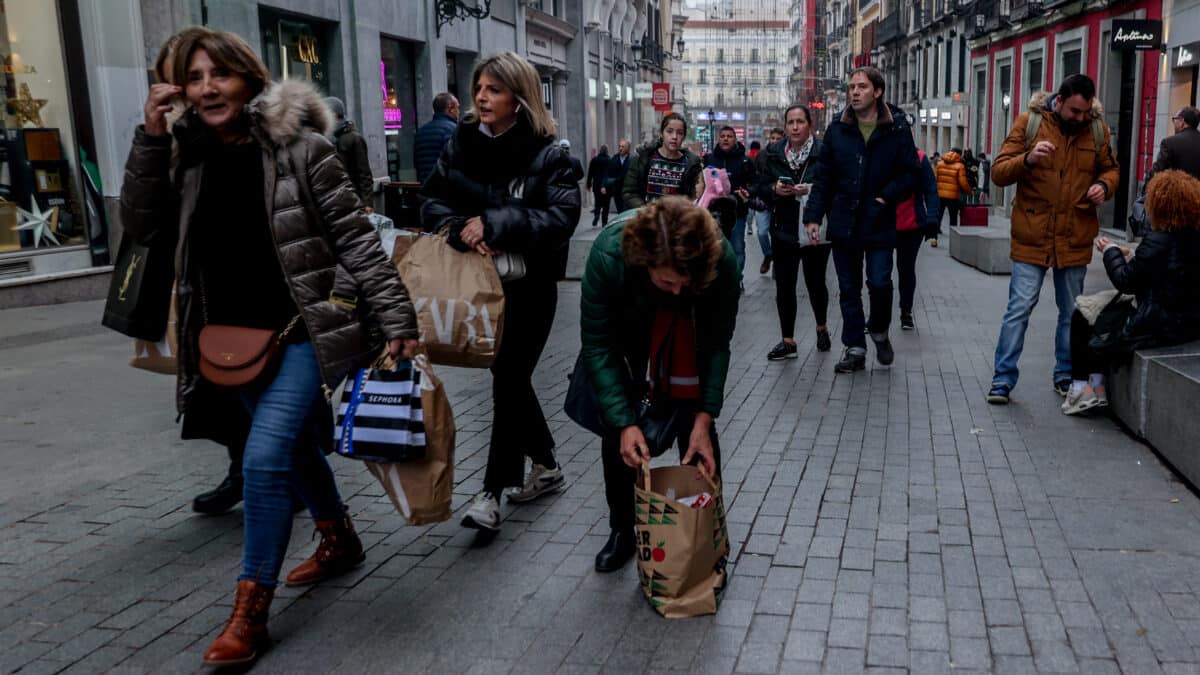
986;74;1120;405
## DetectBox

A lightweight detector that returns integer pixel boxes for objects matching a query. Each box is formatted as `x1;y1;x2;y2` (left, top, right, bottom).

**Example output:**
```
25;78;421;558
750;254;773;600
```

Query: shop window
259;8;338;92
0;2;88;254
381;37;419;182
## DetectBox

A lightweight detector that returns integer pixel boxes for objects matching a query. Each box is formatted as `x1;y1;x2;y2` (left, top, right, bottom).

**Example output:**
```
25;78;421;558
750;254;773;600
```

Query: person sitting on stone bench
1063;169;1200;415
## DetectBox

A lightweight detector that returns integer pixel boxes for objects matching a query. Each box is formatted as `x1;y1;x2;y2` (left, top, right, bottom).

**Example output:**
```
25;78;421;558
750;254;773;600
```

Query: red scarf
649;306;701;400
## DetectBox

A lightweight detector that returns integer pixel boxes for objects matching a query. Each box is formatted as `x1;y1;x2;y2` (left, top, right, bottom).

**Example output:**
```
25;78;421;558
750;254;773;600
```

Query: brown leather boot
202;580;273;666
284;513;365;586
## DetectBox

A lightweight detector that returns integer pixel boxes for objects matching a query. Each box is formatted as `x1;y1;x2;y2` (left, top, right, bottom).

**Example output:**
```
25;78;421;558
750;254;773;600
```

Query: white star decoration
14;200;60;248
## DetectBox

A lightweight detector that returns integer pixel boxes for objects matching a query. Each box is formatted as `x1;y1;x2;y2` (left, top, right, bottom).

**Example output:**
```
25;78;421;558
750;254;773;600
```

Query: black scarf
453;116;550;189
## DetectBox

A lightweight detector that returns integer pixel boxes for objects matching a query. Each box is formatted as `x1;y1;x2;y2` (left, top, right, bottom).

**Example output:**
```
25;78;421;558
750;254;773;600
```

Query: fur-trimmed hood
1029;90;1104;119
247;79;335;146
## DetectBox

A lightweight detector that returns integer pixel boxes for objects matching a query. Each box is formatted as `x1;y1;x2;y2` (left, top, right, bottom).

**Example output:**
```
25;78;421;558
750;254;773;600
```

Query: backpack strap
1024;112;1042;152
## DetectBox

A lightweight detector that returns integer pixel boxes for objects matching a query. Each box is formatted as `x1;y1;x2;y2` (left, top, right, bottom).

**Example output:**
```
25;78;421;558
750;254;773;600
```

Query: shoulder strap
1024;113;1042;152
1092;118;1106;155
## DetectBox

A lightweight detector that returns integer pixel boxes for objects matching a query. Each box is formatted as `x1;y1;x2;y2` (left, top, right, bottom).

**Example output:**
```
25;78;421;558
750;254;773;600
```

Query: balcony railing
877;11;901;46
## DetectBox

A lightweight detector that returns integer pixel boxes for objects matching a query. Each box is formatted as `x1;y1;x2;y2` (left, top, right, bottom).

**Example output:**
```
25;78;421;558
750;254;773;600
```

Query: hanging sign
1174;42;1200;69
652;82;671;111
635;82;653;99
1110;19;1162;51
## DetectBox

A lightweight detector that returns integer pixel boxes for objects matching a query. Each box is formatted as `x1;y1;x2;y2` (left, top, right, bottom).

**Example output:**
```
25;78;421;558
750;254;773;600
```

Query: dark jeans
773;242;831;339
599;408;722;532
239;341;344;587
939;201;961;229
895;230;923;313
832;243;894;348
592;190;610;225
483;277;558;494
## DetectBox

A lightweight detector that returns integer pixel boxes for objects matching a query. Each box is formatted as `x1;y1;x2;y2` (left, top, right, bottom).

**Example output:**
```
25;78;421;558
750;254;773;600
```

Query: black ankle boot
595;529;636;572
193;476;243;515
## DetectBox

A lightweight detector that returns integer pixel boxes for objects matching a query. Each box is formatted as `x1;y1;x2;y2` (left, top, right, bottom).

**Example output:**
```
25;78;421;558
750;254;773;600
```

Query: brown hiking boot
284;513;365;586
202;580;274;666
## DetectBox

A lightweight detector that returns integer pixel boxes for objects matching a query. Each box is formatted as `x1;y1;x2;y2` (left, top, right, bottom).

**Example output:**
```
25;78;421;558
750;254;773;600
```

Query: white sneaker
1063;385;1106;416
508;463;566;504
461;492;501;531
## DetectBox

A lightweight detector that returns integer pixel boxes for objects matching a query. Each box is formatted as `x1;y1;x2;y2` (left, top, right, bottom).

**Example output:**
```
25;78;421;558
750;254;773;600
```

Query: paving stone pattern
2;228;1200;674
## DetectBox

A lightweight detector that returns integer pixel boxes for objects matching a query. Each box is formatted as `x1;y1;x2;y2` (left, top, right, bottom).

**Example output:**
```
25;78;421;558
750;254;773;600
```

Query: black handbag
564;353;683;457
101;234;175;341
1087;295;1137;357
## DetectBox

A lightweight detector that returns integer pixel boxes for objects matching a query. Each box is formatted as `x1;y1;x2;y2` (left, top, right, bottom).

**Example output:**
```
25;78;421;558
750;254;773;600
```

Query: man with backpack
985;74;1119;405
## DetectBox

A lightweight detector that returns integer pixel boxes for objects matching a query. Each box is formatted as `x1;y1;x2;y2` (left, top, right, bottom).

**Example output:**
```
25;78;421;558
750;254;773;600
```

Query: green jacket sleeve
580;234;638;429
621;151;648;210
694;239;740;418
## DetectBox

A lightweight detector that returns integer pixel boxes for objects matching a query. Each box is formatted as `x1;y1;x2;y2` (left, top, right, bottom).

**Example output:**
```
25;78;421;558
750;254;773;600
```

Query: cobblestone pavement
3;229;1200;674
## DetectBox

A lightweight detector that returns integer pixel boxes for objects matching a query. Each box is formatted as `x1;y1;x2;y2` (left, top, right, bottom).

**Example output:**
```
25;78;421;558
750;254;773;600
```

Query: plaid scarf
649;305;701;401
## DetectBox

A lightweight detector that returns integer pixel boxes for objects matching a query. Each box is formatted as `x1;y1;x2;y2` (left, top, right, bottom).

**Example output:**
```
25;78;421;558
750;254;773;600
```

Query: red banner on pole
652;83;671;112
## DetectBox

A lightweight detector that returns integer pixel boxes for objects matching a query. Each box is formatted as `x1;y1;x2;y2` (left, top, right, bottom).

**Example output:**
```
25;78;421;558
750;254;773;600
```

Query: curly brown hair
621;197;724;290
1145;169;1200;232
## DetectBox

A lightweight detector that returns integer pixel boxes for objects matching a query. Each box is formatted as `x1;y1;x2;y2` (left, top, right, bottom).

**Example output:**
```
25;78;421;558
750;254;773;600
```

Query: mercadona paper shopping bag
634;464;730;618
364;354;455;524
393;233;505;369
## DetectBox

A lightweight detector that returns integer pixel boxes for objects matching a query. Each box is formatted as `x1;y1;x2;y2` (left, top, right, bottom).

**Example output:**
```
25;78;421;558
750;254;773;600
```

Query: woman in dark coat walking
756;105;833;360
1063;169;1200;415
421;51;582;532
121;28;418;666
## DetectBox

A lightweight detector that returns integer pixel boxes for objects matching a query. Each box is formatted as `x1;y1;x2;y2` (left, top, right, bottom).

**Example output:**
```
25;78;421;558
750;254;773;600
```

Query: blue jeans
239;341;344;586
754;209;773;258
729;214;747;277
832;243;894;349
991;261;1087;389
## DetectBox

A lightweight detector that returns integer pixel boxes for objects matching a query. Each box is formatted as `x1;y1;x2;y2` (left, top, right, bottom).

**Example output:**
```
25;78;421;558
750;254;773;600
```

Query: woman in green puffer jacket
580;196;739;573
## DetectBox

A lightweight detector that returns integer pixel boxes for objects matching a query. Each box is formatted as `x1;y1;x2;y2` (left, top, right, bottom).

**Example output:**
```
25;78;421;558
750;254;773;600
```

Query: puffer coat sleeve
303;133;417;340
120;127;179;246
482;146;581;255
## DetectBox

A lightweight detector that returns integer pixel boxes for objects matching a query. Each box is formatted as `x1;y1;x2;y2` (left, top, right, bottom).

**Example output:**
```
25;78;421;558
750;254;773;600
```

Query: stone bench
1109;341;1200;488
949;225;1012;275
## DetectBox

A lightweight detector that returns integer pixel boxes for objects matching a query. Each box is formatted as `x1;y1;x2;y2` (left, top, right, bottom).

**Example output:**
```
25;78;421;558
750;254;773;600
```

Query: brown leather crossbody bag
196;276;302;387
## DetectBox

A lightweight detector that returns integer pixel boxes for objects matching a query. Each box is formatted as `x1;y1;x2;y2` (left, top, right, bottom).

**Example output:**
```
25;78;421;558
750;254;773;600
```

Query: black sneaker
816;328;832;352
870;332;895;366
987;385;1011;405
900;312;914;330
834;347;866;373
767;341;798;361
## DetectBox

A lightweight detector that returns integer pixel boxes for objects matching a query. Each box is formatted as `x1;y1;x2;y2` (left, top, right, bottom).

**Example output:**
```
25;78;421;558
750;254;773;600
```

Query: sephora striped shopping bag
333;357;427;463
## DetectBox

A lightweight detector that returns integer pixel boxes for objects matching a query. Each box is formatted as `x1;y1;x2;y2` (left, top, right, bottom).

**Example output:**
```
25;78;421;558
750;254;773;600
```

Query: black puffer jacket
420;117;582;280
120;80;417;431
1103;228;1200;344
802;102;921;249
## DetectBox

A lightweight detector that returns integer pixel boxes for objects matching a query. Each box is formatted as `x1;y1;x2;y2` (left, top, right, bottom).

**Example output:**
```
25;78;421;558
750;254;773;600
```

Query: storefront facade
968;0;1162;232
1157;0;1200;153
0;0;111;290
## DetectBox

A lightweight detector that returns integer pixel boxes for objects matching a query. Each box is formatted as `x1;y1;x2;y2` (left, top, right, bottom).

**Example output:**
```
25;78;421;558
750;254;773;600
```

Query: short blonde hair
170;27;271;100
463;51;556;138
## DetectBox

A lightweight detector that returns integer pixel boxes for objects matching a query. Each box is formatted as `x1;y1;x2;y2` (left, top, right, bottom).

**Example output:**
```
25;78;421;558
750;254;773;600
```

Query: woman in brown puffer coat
934;149;972;230
120;28;417;667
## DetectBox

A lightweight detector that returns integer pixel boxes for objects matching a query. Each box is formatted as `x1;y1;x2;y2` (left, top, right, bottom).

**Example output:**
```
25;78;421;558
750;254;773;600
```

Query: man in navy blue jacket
413;93;459;183
803;67;921;373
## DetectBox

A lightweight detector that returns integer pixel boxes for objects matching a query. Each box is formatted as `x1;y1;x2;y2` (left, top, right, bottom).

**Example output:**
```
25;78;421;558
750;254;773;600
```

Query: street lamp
1002;93;1011;113
707;106;715;153
631;40;644;66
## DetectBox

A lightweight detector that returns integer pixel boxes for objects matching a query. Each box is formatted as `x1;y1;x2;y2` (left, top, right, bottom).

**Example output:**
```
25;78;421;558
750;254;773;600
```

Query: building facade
680;0;792;151
967;0;1163;228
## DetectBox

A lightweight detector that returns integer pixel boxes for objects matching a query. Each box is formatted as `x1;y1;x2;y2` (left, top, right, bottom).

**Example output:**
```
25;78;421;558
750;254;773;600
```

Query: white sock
1069;380;1087;396
1088;373;1105;389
